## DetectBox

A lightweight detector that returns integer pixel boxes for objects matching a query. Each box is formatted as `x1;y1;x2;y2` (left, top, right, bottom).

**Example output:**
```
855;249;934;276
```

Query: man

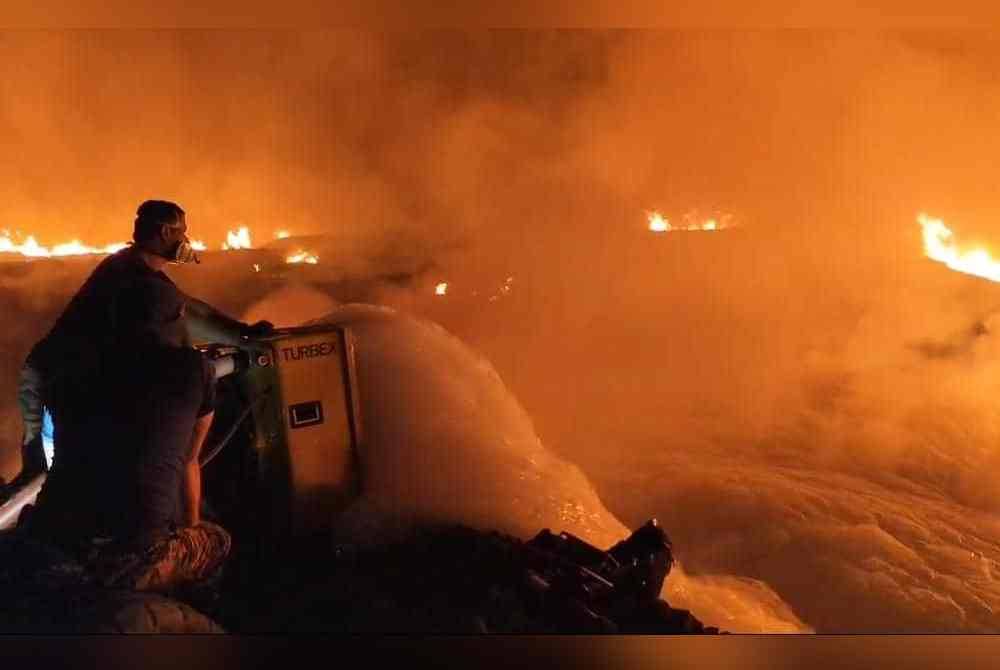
24;277;230;591
2;200;271;500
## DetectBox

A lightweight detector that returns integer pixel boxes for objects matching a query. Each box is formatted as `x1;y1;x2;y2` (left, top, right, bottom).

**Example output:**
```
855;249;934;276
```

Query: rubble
1;500;720;633
233;520;722;634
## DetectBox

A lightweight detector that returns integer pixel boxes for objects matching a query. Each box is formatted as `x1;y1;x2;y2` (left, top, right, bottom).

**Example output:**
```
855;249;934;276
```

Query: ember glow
222;226;252;250
648;212;670;232
0;231;127;258
0;225;315;266
646;210;734;233
286;250;319;265
919;212;1000;282
435;282;448;296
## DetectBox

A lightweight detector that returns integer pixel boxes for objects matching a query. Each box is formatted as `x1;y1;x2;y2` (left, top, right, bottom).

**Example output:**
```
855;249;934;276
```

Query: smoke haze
5;31;1000;631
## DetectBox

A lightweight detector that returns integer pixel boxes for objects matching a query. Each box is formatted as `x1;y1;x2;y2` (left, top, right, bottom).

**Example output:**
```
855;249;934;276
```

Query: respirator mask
162;222;200;265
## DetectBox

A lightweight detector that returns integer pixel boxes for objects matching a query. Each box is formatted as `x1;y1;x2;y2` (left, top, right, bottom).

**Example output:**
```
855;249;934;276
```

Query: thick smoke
5;31;1000;632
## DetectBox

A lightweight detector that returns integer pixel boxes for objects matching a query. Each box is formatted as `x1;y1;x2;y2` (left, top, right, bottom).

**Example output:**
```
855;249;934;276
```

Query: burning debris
430;276;516;302
489;277;514;302
919;213;1000;283
646;210;735;233
914;213;1000;355
0;226;320;267
222;226;253;251
648;212;670;232
0;232;127;258
286;251;319;265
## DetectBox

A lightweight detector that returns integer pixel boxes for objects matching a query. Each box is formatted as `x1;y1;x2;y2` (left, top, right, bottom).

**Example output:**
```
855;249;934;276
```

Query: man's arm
181;411;214;527
183;295;247;346
183;294;273;347
17;359;46;449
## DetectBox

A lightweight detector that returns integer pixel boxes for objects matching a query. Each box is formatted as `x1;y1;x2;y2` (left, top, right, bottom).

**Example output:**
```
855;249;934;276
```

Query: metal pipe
210;355;237;380
199;387;272;468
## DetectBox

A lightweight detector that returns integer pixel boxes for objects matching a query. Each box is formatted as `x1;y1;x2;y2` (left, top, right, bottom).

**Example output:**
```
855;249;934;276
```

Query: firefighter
1;200;272;503
24;277;231;591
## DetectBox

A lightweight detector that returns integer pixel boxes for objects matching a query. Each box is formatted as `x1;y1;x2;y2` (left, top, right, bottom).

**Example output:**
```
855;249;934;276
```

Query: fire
919;213;1000;282
647;210;734;233
435;282;448;296
0;231;127;258
222;226;252;250
648;212;670;232
0;224;316;266
286;250;319;265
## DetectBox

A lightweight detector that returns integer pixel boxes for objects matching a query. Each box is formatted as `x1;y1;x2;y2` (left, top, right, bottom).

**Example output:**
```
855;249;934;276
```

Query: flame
222;226;252;250
919;213;1000;282
0;231;128;258
435;282;448;296
647;210;734;233
0;224;314;267
286;250;319;265
648;212;670;232
492;276;514;300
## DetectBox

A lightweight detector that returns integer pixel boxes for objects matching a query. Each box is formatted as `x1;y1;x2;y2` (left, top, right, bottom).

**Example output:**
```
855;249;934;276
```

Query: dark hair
133;200;185;243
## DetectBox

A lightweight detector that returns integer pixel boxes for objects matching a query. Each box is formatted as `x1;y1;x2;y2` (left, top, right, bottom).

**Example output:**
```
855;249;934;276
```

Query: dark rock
3;519;724;634
235;520;721;634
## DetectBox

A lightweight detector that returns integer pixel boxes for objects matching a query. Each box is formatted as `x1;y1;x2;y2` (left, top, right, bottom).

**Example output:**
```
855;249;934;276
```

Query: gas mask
161;222;201;265
169;238;201;265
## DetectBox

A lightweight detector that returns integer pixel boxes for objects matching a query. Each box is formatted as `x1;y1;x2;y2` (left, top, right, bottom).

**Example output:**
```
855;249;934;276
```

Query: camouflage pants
90;522;231;593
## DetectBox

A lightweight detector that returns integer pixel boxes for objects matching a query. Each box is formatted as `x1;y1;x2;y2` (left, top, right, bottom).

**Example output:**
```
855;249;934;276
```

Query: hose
199;386;272;468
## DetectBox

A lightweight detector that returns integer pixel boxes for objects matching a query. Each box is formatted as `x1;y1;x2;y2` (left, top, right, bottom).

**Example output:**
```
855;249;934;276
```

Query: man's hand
240;320;275;339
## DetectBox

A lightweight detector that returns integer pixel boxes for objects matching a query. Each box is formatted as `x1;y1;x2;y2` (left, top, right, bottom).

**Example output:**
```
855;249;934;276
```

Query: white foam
306;303;629;548
246;300;808;632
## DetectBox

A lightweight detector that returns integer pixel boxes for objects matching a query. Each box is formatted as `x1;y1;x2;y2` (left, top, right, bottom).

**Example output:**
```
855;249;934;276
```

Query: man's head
114;278;189;349
133;200;199;265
